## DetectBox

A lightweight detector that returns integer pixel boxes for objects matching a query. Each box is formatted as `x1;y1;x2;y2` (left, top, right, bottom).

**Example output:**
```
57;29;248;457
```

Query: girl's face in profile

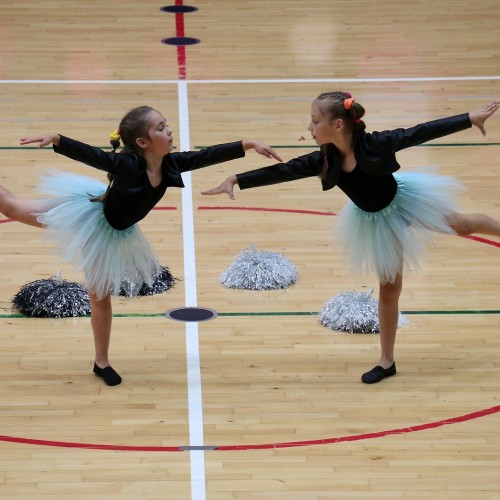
144;110;174;156
308;101;337;145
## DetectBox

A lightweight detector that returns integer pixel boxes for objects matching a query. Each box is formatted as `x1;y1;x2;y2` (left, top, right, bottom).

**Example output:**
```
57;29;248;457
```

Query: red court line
175;0;187;80
199;206;500;246
0;404;498;452
198;206;337;216
218;404;500;451
0;209;175;225
4;208;500;249
0;435;180;452
1;205;499;452
463;234;500;248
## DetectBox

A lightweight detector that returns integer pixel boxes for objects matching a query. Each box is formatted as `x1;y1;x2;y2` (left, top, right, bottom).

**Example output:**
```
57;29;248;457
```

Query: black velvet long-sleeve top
236;114;471;212
54;136;245;230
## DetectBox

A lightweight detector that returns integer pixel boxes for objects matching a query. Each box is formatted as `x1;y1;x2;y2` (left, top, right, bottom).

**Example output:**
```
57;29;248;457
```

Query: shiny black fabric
54;136;245;230
236;113;471;199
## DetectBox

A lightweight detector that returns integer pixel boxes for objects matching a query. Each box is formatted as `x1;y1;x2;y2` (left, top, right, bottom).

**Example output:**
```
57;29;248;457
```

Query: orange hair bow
344;98;354;110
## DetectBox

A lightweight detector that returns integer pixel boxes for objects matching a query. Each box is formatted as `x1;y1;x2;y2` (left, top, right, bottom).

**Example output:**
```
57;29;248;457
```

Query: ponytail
89;106;155;203
89;129;120;203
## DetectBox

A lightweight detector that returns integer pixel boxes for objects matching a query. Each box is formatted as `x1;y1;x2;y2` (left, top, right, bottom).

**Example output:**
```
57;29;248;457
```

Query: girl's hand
469;101;499;137
19;134;60;148
243;139;283;162
201;175;238;200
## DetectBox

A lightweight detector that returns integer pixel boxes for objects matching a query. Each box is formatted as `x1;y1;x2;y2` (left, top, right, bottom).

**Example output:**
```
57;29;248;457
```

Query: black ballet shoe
93;363;122;386
361;362;396;384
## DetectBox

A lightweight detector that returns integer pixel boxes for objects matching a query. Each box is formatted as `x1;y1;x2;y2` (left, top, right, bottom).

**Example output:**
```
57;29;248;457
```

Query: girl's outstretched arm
201;175;238;199
469;100;499;136
19;134;60;148
242;139;283;162
200;141;282;199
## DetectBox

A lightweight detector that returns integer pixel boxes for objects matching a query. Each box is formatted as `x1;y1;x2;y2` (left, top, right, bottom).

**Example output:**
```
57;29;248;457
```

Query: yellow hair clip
109;129;121;143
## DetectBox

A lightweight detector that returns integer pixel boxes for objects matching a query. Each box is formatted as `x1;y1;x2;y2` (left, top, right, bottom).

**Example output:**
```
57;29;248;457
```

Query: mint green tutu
36;170;160;300
336;169;465;284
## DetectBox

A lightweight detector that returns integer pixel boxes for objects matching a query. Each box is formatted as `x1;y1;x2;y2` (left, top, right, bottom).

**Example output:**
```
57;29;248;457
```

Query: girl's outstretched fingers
261;145;283;162
243;139;283;162
19;136;46;147
469;100;500;137
19;134;58;148
201;175;237;199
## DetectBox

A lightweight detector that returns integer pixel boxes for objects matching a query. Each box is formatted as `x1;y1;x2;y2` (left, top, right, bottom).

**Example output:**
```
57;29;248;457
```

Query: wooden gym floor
0;1;499;498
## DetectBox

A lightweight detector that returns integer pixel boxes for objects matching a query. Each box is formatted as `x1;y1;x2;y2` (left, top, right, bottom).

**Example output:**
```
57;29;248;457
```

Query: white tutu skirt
336;170;464;284
36;170;160;300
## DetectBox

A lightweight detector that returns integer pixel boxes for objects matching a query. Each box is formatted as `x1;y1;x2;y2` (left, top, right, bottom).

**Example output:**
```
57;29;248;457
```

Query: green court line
195;143;500;149
220;310;500;316
2;309;500;319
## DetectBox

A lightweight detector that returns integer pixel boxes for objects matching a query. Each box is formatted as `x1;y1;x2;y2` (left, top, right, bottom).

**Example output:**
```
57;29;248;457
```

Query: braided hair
316;91;366;180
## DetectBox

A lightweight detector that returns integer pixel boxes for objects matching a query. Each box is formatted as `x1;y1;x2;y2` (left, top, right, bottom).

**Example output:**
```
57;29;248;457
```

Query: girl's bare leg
88;292;112;367
0;185;48;228
88;291;122;386
377;272;403;368
361;272;403;384
360;210;500;385
447;212;500;238
2;185;122;385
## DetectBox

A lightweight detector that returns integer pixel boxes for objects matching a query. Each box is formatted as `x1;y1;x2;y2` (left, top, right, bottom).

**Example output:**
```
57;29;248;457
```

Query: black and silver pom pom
318;289;408;333
119;265;178;297
220;245;297;290
12;275;91;318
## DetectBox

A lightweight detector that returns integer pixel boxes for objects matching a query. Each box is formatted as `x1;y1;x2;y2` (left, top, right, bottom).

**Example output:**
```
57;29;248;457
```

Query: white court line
0;76;498;84
178;80;207;500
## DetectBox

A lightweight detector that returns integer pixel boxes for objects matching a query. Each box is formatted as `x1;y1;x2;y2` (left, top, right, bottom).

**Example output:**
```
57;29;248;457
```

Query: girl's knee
0;202;19;220
89;292;112;307
447;214;472;236
379;276;403;300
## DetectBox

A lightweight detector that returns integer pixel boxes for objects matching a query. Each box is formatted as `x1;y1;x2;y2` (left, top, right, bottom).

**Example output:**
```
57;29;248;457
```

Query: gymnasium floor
0;1;499;498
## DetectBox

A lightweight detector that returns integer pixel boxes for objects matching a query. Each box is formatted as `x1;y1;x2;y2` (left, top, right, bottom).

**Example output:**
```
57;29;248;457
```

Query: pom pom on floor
318;289;408;333
119;265;178;297
12;276;91;318
220;245;297;290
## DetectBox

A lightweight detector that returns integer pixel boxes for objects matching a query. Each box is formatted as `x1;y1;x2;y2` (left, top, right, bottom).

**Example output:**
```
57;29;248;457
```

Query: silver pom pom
12;274;91;318
318;289;408;333
220;245;297;290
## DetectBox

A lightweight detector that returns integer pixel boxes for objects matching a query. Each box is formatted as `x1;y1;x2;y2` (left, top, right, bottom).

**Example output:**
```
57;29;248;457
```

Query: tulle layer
335;169;465;284
36;170;160;299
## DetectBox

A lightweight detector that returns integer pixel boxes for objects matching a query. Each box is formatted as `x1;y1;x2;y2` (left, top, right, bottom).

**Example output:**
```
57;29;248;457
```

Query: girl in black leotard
202;92;500;384
0;105;282;385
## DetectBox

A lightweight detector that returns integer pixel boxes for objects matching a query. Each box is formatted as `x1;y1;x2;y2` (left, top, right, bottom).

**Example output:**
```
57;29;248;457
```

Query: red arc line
1;205;499;452
0;404;498;452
